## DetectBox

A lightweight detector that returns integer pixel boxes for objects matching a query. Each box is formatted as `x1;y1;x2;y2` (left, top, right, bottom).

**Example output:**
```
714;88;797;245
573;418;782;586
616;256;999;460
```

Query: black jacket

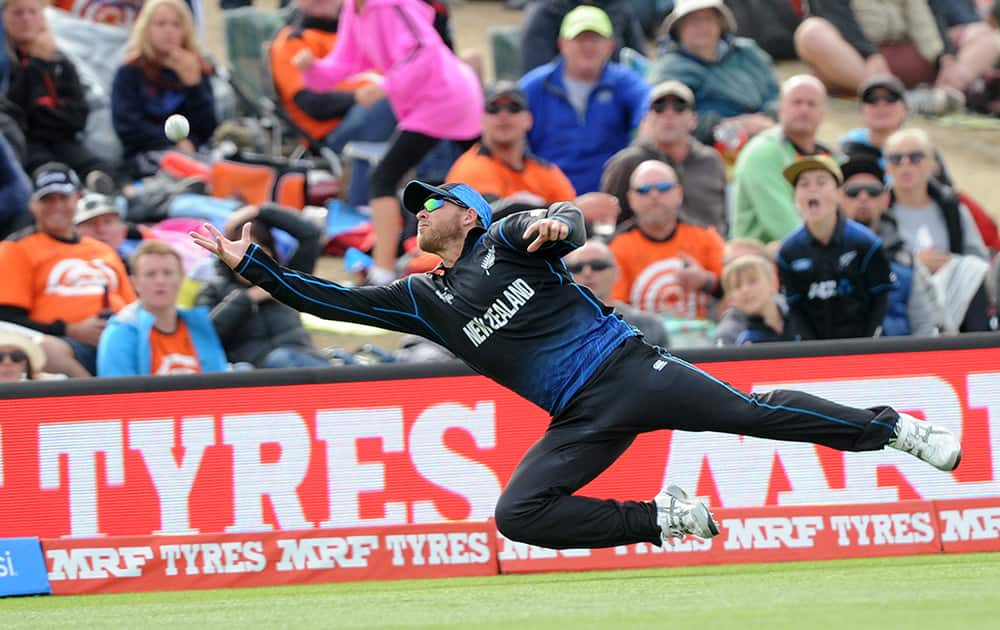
195;205;322;366
6;49;89;144
236;204;637;415
777;212;893;340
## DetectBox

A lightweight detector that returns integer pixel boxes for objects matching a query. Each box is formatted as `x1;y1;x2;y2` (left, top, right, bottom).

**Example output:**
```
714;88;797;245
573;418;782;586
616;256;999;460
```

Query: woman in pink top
295;0;483;283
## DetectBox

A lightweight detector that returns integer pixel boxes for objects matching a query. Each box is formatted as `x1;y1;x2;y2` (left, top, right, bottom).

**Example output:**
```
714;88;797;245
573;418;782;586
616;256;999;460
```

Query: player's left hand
523;218;569;253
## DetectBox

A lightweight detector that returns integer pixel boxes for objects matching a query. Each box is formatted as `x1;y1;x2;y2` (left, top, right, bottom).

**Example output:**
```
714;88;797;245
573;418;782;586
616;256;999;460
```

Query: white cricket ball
164;114;190;142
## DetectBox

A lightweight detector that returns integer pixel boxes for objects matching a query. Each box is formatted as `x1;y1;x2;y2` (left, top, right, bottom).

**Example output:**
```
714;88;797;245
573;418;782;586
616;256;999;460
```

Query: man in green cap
520;5;651;195
776;154;894;340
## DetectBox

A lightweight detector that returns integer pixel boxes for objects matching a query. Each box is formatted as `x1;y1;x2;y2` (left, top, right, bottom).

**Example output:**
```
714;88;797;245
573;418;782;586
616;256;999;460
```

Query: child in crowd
716;254;791;346
777;155;893;340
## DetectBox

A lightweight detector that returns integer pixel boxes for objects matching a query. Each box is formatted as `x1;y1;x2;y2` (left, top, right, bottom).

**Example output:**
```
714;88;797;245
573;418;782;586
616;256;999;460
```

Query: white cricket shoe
654;484;719;543
888;412;962;471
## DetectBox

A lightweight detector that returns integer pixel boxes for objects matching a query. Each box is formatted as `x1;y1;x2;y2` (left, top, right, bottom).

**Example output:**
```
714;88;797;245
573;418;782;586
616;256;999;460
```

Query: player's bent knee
494;493;544;544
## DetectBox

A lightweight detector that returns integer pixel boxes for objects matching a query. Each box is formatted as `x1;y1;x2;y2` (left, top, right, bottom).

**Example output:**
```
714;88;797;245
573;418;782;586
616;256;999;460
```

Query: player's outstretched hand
523;218;569;253
190;222;253;269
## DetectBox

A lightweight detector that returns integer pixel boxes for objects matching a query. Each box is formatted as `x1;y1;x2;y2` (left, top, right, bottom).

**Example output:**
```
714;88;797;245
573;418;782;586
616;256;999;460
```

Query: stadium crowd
0;0;999;380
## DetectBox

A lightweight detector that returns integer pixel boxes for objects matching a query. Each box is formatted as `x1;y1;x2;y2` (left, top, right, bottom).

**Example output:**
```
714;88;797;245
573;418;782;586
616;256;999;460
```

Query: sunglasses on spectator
843;183;885;198
0;350;28;362
862;91;902;105
633;181;676;195
566;260;614;274
651;98;690;114
485;101;525;115
886;151;927;166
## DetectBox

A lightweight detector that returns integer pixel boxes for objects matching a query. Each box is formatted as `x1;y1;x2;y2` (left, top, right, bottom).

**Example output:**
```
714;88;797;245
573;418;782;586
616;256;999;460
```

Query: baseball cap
859;74;905;101
31;162;81;201
782;154;844;186
649;80;695;106
661;0;737;38
559;5;613;40
402;181;493;229
74;193;121;225
840;156;885;183
484;81;527;107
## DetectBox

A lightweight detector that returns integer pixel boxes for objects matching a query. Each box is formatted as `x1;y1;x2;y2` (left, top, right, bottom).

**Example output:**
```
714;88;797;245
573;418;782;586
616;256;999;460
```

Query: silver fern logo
481;245;496;275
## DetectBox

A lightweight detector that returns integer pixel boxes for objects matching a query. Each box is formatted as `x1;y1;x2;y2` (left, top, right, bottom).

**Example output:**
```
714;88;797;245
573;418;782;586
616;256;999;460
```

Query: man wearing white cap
74;192;130;265
601;80;726;231
520;5;650;196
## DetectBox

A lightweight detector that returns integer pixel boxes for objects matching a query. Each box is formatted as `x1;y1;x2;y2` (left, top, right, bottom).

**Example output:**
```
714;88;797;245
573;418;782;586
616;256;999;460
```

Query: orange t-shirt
445;145;577;205
0;231;136;324
610;222;724;319
149;320;202;375
270;23;378;141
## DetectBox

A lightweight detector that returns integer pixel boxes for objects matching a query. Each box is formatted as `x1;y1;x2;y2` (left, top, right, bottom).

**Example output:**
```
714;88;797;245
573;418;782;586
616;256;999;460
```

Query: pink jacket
303;0;482;140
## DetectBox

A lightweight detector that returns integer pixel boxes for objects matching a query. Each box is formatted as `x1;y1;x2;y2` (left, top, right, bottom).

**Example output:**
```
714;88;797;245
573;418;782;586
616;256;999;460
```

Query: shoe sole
944;449;962;472
695;503;720;538
666;485;720;539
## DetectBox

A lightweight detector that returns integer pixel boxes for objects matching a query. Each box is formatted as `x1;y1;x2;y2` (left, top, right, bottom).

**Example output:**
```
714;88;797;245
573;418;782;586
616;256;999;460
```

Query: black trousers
369;130;477;199
493;337;898;549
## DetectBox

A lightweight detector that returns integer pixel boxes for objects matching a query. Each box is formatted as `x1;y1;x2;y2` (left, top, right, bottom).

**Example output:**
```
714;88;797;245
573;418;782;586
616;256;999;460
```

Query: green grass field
3;553;999;629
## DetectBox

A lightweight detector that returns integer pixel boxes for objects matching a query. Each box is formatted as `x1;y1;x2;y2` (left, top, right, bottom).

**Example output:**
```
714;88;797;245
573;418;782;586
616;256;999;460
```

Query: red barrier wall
3;346;1000;540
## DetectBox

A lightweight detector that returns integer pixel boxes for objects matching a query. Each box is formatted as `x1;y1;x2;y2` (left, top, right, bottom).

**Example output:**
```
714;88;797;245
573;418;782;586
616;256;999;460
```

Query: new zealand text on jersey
462;278;536;347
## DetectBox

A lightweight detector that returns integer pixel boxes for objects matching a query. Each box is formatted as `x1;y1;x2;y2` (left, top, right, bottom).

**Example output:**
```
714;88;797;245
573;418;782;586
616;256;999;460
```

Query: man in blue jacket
98;240;227;376
520;5;649;195
191;178;961;552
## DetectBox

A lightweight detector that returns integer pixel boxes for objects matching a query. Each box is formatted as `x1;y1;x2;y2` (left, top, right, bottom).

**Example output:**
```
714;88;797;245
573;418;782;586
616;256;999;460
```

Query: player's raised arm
190;223;418;335
495;202;586;257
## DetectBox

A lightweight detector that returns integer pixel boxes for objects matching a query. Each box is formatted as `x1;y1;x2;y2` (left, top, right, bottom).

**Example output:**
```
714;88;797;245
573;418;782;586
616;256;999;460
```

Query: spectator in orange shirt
97;240;227;376
0;163;135;375
446;81;576;211
269;0;389;147
609;159;724;319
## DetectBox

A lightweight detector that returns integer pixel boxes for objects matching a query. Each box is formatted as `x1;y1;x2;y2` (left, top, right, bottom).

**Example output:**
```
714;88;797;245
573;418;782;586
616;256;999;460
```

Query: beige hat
75;193;121;225
782;155;844;186
0;323;46;374
661;0;738;37
650;80;695;106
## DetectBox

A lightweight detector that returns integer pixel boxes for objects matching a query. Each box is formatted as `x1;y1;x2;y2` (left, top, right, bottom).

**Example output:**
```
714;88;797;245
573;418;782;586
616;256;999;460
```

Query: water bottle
713;121;746;166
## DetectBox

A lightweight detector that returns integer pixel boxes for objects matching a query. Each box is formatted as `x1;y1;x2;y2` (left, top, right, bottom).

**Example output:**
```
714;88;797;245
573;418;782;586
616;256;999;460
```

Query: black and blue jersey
776;212;893;340
235;203;637;415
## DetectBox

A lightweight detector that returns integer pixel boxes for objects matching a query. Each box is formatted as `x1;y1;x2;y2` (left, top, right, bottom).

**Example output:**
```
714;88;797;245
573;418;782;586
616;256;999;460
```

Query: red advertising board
43;521;498;595
2;346;999;540
496;500;944;574
934;497;1000;554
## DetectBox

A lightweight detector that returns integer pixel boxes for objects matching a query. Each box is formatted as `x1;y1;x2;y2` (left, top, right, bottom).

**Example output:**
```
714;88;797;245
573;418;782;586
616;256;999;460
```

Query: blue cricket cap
402;180;492;229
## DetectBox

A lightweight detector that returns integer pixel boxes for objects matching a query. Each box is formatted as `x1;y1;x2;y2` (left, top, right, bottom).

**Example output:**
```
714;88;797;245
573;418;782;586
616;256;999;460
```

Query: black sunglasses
0;350;28;362
843;183;885;198
651;98;691;114
566;260;613;274
886;151;927;166
862;91;902;105
485;101;526;115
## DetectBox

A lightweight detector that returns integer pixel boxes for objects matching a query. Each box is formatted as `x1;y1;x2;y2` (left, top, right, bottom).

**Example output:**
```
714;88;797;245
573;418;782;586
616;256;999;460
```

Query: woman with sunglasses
293;0;482;286
0;324;46;382
884;128;991;332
